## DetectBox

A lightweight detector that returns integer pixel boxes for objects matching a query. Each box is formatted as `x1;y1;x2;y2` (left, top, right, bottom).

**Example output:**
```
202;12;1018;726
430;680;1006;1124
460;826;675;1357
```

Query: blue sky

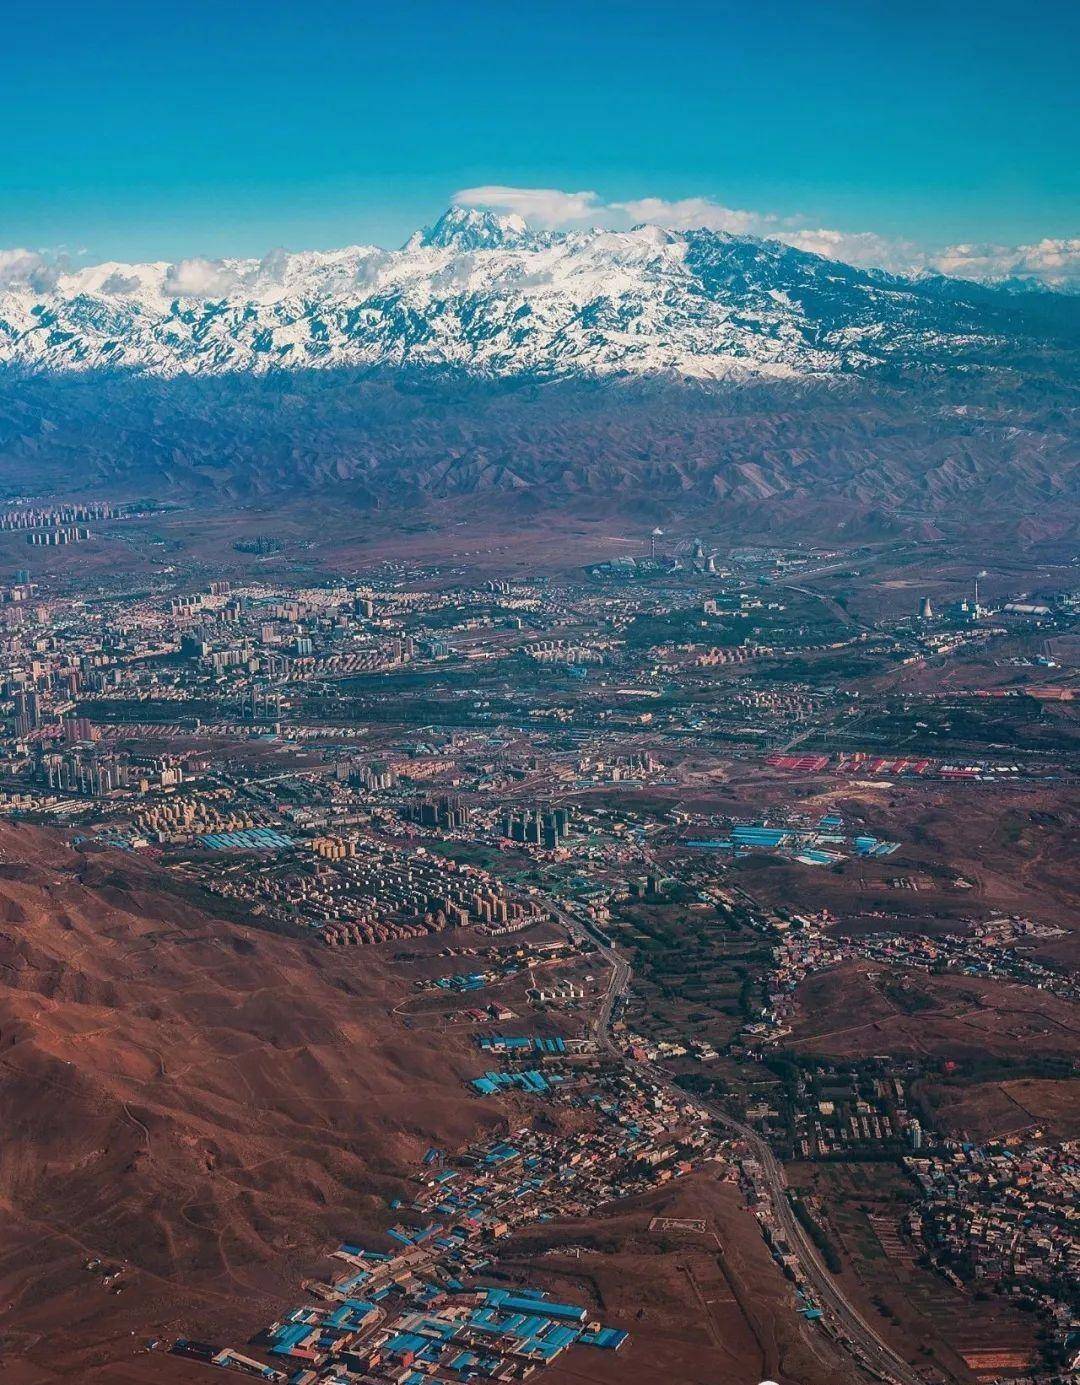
3;0;1077;264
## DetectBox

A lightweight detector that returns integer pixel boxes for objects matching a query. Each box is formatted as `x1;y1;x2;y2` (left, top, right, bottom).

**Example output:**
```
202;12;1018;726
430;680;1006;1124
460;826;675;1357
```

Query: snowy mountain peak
0;212;1073;385
418;205;530;250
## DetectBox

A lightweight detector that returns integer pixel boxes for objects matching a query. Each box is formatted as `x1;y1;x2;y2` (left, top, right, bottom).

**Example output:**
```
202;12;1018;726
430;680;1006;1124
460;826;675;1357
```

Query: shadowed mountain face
0;370;1076;534
0;209;1077;527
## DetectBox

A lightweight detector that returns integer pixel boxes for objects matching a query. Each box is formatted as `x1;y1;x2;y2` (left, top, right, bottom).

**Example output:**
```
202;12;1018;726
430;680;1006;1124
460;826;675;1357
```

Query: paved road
546;894;926;1385
680;1090;925;1385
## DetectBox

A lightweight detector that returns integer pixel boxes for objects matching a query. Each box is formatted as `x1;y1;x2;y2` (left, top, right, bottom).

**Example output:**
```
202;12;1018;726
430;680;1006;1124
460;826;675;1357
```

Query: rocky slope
0;825;494;1373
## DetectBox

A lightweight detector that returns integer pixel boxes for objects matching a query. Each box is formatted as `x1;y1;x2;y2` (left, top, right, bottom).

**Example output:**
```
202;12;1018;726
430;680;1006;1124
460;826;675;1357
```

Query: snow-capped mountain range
1;207;1066;382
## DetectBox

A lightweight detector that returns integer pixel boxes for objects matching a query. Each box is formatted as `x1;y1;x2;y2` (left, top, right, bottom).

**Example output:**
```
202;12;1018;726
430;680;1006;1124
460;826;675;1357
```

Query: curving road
548;894;926;1385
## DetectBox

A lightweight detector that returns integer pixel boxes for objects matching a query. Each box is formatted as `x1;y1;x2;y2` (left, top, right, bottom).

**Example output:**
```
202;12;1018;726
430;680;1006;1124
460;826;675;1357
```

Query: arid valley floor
0;503;1075;1385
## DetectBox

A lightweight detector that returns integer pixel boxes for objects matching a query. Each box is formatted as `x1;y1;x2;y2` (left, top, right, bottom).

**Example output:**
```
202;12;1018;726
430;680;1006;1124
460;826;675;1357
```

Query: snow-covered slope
0;207;1044;382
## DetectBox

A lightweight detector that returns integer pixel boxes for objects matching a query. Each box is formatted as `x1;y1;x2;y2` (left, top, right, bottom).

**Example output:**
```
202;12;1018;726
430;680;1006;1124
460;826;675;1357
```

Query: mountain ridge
0;209;1076;527
3;207;1076;385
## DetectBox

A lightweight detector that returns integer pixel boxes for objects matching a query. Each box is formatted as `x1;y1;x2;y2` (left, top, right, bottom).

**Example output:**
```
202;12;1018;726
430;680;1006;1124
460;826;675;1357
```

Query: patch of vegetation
789;1194;843;1275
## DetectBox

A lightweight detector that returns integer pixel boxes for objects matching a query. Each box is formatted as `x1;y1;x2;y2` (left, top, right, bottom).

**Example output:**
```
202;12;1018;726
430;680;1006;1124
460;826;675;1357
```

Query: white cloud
452;187;930;273
780;227;924;273
453;185;604;228
611;197;774;237
931;238;1080;290
162;257;243;298
2;198;1076;299
0;247;62;292
449;186;1080;290
611;198;924;273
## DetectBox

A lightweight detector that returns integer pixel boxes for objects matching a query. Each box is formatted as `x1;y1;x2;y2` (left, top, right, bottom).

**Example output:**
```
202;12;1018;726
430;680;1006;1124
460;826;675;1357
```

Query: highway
546;893;926;1385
